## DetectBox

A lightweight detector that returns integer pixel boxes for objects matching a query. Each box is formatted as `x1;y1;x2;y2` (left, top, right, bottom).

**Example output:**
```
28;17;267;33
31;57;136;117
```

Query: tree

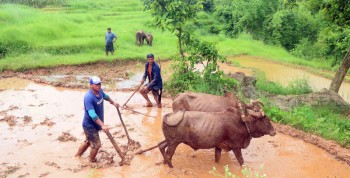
329;48;350;92
324;0;350;93
140;0;202;58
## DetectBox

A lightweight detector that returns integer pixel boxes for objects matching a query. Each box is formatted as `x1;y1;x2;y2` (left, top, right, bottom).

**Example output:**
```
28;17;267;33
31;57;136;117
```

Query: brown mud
0;60;146;91
0;60;349;177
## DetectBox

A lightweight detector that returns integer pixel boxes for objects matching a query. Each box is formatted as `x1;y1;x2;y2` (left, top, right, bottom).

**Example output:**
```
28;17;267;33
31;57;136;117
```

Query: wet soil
0;60;350;177
0;60;146;91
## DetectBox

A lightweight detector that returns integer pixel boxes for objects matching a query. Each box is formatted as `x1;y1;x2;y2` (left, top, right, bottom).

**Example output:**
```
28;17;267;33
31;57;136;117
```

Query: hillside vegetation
0;0;345;72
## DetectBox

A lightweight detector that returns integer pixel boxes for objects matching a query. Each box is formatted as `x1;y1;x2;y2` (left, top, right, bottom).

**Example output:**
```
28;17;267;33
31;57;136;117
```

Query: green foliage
0;0;348;74
140;0;202;57
0;1;178;70
323;0;350;27
165;33;238;96
256;71;313;95
192;11;222;35
291;38;324;60
319;26;350;66
202;0;215;12
265;104;350;148
268;8;320;50
210;165;266;178
213;0;349;66
230;0;281;40
0;0;66;8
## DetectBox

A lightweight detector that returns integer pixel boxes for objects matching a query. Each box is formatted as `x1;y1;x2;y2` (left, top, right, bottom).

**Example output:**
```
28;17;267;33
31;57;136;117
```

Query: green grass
266;104;350;148
255;71;313;95
0;0;341;72
205;33;336;71
0;0;178;71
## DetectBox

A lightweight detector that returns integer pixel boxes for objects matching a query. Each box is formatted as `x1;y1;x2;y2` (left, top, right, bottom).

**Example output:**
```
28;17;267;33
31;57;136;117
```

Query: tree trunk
329;47;350;93
177;28;185;59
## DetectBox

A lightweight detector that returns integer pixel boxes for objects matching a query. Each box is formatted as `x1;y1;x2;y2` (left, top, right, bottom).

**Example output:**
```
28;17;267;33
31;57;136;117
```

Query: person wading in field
75;76;120;162
140;53;163;108
105;27;117;56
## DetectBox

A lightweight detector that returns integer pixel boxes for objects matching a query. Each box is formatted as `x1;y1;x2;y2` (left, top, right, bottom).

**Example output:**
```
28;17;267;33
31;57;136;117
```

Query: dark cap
107;27;111;30
146;53;154;59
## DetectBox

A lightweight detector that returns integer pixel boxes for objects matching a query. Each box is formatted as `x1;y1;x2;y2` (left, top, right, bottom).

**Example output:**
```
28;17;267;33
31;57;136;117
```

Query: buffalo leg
165;142;180;168
159;141;168;164
215;147;222;163
232;149;244;166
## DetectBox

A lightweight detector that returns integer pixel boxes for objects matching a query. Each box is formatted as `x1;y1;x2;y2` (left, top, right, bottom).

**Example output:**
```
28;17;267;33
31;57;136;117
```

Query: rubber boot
75;141;89;157
89;148;99;162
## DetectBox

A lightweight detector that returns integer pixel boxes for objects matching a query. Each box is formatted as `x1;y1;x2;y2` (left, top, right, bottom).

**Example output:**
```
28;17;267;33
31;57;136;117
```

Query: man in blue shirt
105;27;117;56
75;76;120;162
140;53;163;108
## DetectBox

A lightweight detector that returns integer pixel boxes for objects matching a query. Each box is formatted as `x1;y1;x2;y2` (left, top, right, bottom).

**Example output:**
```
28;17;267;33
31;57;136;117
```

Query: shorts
83;126;101;148
106;43;114;52
143;85;162;103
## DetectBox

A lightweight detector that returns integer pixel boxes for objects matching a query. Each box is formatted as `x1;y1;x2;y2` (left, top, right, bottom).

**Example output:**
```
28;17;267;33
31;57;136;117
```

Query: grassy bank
0;0;177;71
0;0;345;74
267;104;350;148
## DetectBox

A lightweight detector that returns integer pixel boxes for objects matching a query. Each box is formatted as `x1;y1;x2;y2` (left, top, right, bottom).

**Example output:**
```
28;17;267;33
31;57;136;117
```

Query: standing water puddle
230;56;350;103
116;72;143;89
0;78;349;177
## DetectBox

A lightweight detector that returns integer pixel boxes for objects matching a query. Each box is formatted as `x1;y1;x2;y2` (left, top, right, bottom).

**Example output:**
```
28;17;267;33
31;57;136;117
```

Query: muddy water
0;78;349;177
230;56;350;103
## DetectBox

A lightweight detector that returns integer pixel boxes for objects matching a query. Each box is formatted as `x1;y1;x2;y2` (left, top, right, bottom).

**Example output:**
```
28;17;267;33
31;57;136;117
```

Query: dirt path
0;60;349;177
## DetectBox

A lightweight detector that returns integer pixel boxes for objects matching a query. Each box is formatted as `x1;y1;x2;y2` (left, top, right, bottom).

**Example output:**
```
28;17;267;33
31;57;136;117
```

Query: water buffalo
172;91;265;115
136;30;146;46
160;107;276;168
145;32;153;46
172;92;239;112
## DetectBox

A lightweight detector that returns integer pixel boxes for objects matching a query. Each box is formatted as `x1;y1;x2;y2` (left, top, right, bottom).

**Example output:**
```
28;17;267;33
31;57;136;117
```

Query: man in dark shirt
105;27;117;56
140;53;163;108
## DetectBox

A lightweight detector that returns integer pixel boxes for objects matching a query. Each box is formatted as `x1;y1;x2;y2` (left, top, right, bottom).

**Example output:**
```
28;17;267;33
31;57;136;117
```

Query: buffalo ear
247;109;262;119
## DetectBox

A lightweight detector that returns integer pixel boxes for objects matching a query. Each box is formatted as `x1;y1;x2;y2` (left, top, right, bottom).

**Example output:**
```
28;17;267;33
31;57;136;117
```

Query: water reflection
0;78;349;178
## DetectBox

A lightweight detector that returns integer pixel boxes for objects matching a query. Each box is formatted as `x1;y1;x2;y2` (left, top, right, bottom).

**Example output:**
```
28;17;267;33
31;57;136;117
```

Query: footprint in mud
57;132;77;142
40;118;56;127
22;116;32;125
167;168;197;177
65;114;74;118
0;163;21;178
39;172;49;177
0;105;19;116
0;115;17;127
16;139;33;148
45;161;61;169
18;173;30;178
32;118;56;129
8;105;19;111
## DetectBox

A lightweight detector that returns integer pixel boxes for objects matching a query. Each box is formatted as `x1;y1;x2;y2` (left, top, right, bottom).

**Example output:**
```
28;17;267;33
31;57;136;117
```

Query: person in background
105;27;117;56
75;76;120;162
140;53;163;108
